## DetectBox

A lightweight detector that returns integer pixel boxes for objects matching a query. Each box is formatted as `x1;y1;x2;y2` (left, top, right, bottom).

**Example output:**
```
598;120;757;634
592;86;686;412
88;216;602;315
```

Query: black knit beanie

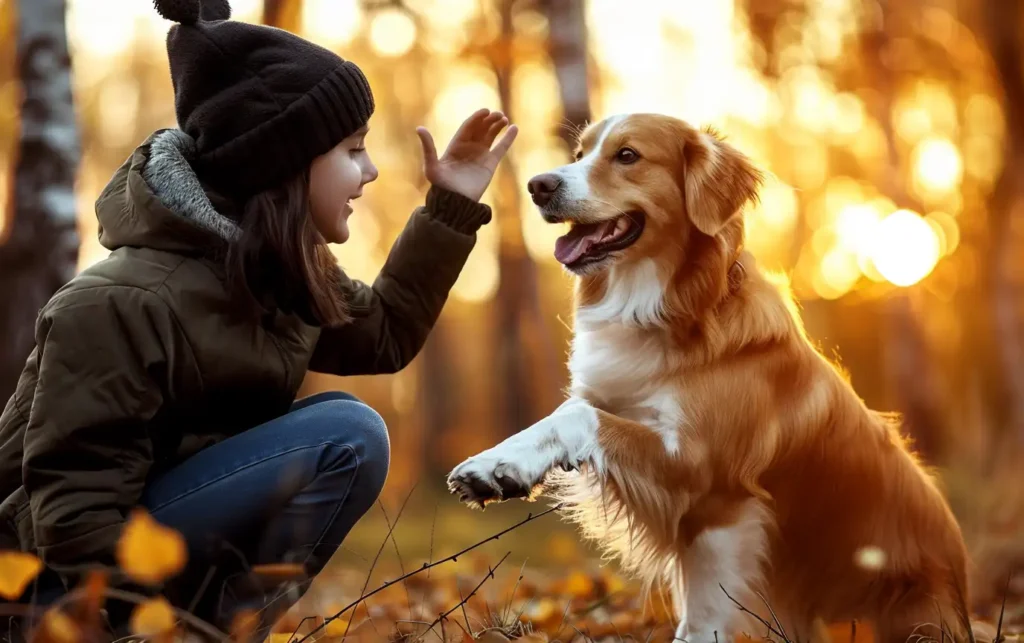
152;0;375;199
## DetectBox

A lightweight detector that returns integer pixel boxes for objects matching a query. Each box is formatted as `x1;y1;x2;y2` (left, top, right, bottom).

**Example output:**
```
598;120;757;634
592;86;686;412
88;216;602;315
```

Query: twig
720;584;787;641
187;564;218;615
457;578;474;637
427;502;439;581
502;558;529;626
377;498;415;622
396;619;444;643
415;552;512;642
553;597;573;641
995;572;1011;643
512;596;536;630
755;590;790;642
294;504;564;643
338;483;418;643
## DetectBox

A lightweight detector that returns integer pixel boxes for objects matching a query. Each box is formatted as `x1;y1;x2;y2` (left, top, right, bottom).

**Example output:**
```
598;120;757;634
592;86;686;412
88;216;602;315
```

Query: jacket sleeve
308;185;491;376
23;288;187;576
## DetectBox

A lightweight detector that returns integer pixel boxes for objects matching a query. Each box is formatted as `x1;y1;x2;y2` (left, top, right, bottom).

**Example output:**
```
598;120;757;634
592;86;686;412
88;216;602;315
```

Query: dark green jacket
0;129;489;577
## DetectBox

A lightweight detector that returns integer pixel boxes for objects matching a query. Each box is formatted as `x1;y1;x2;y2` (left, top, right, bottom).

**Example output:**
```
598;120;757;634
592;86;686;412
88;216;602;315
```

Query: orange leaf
116;509;187;585
0;550;43;600
229;609;260;642
130;596;176;637
251;562;307;582
30;609;81;643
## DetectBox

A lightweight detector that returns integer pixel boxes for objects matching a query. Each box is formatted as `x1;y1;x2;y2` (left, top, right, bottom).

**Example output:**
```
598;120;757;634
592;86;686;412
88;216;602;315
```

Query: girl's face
309;125;379;244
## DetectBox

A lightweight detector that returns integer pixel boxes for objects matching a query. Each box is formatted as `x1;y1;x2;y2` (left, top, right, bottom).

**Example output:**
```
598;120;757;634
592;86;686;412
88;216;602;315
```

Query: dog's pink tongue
554;221;611;265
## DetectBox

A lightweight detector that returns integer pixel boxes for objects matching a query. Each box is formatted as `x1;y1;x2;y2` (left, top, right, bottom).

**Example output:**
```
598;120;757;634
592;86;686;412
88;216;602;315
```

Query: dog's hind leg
673;499;773;643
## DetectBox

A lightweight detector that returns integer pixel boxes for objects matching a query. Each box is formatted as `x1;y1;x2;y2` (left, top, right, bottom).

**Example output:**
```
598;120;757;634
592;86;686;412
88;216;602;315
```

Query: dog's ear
682;128;763;237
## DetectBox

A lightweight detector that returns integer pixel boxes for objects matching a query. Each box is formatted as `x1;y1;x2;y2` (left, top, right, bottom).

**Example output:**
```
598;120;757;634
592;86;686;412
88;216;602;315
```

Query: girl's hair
224;172;351;327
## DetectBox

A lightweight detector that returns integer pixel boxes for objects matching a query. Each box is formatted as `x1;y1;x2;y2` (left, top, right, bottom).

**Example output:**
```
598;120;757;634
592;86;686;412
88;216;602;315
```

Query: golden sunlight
451;246;500;303
66;0;140;59
301;0;362;49
912;136;963;197
369;8;417;58
835;203;883;257
870;209;941;287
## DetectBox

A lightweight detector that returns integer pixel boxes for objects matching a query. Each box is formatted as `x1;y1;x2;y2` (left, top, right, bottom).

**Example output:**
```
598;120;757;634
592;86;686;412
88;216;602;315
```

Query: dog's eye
574;150;584;162
615;147;639;164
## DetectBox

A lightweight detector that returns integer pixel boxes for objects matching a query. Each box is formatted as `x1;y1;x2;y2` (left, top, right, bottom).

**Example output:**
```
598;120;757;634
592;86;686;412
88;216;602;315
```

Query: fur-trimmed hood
96;129;242;254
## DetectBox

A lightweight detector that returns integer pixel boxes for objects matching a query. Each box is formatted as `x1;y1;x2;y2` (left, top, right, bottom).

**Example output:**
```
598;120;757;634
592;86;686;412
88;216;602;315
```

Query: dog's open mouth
554;213;645;269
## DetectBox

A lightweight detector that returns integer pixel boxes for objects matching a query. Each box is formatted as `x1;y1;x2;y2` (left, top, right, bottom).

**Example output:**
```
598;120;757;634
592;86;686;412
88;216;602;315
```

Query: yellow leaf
564;571;594;598
130;596;176;637
324;614;354;637
0;550;43;600
116;509;187;585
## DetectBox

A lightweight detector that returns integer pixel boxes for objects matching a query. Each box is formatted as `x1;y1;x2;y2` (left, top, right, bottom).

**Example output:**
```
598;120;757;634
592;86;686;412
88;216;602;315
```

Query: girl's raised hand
416;108;519;203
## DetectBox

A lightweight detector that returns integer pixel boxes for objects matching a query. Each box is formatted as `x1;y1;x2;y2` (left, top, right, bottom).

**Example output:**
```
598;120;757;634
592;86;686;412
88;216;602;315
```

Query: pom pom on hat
153;0;373;198
153;0;231;25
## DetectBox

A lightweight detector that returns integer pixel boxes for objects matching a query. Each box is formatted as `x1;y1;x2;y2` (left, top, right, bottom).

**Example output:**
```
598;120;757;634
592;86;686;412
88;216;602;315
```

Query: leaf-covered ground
3;486;1023;642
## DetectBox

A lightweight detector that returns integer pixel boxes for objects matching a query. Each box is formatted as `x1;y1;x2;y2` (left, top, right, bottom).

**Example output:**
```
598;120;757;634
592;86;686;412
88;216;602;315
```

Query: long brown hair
224;172;350;327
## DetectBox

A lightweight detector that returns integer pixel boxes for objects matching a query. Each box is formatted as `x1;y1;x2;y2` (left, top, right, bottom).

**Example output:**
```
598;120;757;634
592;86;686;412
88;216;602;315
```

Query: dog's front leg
447;397;603;508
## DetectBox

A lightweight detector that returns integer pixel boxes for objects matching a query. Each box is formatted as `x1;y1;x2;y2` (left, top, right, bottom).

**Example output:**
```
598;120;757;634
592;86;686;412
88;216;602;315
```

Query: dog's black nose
527;173;562;207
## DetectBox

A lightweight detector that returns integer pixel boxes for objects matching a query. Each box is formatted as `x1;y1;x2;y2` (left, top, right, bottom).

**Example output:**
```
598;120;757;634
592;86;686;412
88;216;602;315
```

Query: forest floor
270;482;1024;643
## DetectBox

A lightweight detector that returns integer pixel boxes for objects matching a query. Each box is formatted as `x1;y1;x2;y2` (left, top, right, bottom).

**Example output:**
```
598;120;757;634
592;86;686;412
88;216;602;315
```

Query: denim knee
292;390;365;411
307;399;390;500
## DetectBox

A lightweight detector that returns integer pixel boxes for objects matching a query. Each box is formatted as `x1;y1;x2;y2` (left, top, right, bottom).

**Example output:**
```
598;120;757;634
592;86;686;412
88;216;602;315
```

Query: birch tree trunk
0;0;80;401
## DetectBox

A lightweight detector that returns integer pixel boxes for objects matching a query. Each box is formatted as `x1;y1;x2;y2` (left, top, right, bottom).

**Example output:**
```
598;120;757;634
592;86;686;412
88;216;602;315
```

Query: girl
0;0;517;638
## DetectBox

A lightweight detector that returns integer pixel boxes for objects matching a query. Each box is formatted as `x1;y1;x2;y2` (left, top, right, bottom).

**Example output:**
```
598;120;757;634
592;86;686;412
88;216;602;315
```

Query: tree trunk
541;0;590;149
261;0;301;30
982;0;1024;452
0;0;79;401
490;0;561;437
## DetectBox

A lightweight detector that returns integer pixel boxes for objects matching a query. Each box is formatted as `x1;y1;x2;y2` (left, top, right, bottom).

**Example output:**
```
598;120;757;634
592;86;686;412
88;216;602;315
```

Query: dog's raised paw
447;448;548;509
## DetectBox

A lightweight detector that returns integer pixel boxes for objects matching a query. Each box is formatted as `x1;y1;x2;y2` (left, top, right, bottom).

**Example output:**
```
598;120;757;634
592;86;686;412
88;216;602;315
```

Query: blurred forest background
2;0;1023;634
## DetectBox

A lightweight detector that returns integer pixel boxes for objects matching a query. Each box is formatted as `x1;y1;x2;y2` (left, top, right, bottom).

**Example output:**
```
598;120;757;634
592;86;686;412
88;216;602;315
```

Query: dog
447;113;989;643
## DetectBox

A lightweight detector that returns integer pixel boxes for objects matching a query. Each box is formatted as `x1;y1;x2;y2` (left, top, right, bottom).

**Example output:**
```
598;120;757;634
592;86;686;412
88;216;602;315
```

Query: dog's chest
568;326;685;453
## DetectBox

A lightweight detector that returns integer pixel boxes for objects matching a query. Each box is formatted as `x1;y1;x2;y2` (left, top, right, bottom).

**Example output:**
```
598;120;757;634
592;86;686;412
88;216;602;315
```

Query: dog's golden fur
450;113;987;642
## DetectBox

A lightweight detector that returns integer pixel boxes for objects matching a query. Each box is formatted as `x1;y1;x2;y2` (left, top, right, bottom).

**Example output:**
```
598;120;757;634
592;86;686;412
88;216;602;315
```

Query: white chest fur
568;261;685;455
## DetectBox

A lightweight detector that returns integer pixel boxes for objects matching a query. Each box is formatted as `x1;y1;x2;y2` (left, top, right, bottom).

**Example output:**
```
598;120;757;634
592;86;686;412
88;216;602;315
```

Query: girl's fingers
452;108;490;143
488;124;518;161
483;117;510;146
416;126;438;166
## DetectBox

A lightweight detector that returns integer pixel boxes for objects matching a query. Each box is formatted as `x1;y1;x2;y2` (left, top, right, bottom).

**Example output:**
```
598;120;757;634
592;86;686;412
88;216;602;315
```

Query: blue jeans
138;391;390;637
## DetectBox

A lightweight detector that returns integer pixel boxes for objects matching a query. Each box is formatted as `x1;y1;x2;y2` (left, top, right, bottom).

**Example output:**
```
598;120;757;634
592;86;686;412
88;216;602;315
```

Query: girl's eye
615;147;639;164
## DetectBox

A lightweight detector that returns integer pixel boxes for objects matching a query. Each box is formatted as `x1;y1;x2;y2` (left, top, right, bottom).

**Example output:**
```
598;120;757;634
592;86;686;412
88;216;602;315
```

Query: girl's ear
680;127;763;237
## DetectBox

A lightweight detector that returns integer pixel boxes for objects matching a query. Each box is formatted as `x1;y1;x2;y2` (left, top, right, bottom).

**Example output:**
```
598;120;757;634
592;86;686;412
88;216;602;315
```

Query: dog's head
528;114;763;282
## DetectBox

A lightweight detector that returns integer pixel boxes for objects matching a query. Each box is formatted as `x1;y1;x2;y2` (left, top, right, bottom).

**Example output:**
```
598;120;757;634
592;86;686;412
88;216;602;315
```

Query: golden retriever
447;113;986;643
